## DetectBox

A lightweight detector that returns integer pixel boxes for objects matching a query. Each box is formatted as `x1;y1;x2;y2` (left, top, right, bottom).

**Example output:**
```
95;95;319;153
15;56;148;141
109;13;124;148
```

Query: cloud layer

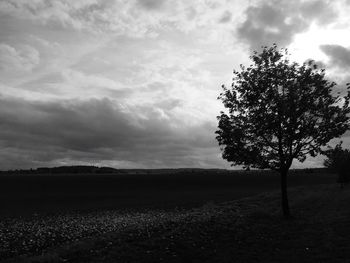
320;45;350;69
0;96;225;170
0;0;349;169
0;44;40;72
237;0;337;50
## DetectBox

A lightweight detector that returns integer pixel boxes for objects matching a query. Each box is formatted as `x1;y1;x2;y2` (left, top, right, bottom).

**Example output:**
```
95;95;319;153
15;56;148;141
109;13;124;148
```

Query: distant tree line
0;166;231;175
1;166;120;174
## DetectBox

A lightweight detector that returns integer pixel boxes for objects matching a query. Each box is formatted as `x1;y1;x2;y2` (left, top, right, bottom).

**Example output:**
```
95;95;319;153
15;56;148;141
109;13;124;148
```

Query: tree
216;45;350;217
323;142;350;187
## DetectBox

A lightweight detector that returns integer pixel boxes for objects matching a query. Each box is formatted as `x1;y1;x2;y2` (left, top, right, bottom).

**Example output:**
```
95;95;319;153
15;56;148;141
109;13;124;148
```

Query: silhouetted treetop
216;44;350;216
217;45;350;171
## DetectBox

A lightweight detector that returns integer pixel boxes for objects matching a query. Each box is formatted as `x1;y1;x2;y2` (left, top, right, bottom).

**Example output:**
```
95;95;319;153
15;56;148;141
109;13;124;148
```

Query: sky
1;0;350;170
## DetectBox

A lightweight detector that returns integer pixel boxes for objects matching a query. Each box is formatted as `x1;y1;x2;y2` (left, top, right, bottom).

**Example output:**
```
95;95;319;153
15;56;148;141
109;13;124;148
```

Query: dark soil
2;183;350;263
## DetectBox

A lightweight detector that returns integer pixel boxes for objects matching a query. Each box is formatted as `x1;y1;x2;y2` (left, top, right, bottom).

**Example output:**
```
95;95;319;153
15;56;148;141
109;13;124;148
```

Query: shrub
323;142;350;187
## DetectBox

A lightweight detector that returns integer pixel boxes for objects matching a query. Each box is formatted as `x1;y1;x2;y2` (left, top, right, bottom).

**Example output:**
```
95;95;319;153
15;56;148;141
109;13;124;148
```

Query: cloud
0;0;246;41
299;0;337;25
0;43;40;72
60;69;129;98
320;44;350;69
0;96;225;170
319;45;350;98
219;11;232;23
237;0;337;50
136;0;166;10
0;0;160;37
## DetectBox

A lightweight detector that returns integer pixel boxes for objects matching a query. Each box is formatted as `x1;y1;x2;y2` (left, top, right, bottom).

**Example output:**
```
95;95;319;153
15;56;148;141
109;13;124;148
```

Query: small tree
216;45;350;217
323;142;350;187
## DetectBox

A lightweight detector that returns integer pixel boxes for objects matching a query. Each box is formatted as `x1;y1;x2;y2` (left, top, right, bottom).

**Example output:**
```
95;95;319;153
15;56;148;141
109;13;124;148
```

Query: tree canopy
216;45;350;172
216;45;350;216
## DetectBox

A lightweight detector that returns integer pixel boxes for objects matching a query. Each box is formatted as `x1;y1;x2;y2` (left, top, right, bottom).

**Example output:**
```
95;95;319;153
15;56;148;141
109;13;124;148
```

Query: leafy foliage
216;44;350;172
323;142;350;185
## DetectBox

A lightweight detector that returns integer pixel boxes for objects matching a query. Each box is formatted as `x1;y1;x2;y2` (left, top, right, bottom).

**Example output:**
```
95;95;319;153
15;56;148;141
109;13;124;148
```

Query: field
0;169;345;262
0;169;332;217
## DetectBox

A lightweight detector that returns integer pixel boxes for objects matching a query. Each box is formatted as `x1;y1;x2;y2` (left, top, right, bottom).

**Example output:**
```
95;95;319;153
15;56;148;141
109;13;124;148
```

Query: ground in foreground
2;184;350;263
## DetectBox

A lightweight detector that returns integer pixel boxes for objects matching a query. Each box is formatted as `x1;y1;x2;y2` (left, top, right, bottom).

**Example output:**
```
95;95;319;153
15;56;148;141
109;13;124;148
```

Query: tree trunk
280;169;290;218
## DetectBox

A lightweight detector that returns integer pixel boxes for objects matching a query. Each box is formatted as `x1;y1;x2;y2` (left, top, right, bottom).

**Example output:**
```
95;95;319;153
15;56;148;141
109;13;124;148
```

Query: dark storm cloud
320;45;350;69
0;96;220;170
237;0;337;50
